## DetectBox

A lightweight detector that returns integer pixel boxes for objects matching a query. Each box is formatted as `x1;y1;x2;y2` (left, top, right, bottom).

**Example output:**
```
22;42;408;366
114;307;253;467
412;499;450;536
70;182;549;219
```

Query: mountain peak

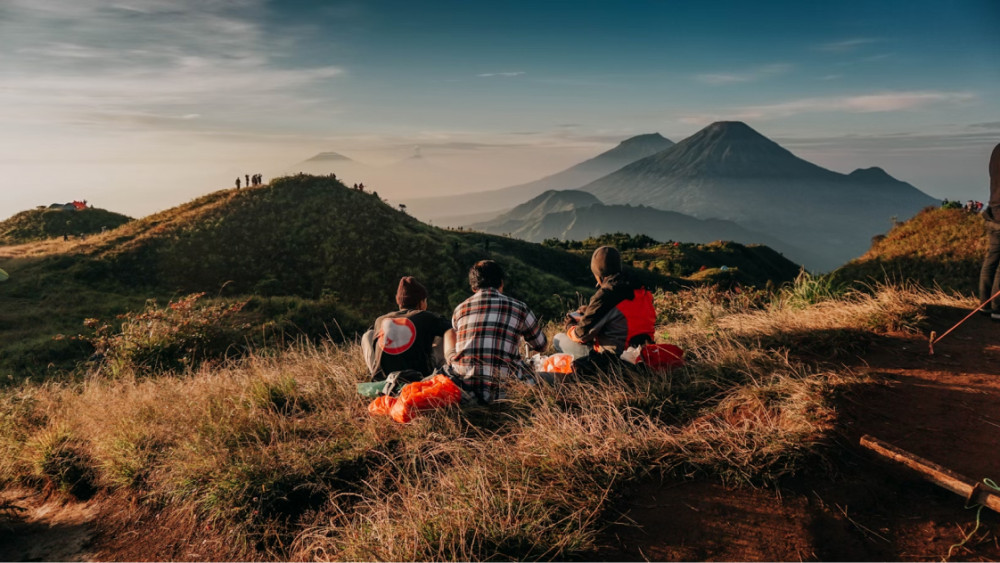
630;120;835;180
617;133;670;148
701;121;768;141
848;166;898;183
304;152;353;163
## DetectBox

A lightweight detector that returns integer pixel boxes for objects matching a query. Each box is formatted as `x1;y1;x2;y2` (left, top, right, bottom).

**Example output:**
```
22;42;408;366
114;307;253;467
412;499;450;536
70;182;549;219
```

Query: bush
84;293;251;376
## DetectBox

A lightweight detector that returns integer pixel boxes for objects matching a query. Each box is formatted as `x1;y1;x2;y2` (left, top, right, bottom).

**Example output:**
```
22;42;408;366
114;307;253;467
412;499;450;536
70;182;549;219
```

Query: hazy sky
2;0;998;220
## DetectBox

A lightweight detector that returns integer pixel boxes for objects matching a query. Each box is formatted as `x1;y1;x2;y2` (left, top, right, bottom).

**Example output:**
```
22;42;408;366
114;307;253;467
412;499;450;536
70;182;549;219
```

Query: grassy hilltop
0;206;133;245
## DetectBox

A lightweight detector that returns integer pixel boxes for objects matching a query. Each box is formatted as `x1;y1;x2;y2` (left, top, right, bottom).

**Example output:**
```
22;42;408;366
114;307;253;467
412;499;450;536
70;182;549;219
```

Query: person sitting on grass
444;260;547;404
552;245;656;375
361;276;453;381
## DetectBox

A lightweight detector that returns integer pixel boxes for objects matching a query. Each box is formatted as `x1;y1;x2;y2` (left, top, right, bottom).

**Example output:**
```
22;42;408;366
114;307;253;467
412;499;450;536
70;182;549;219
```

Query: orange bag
368;374;461;424
541;353;574;374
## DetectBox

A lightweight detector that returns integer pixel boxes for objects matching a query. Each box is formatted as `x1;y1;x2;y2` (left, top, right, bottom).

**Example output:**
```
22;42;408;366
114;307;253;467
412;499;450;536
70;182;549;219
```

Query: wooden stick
860;435;1000;513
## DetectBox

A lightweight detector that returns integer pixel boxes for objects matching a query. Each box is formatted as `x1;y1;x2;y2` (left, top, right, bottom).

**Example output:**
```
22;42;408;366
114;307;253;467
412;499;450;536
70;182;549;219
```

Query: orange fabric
400;374;462;410
615;288;656;347
390;397;415;423
541;353;574;374
369;374;461;424
640;343;684;369
368;395;397;416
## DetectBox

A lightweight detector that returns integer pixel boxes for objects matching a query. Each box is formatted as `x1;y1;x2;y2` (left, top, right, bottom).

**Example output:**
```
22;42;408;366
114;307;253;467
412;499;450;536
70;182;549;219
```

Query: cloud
0;0;345;133
777;130;1000;153
816;38;882;52
477;71;525;78
696;63;792;85
970;121;1000;130
679;91;976;124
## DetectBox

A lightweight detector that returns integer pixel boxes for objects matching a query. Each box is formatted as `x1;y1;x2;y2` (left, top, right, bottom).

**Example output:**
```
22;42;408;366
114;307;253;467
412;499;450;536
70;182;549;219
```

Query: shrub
84;293;250;376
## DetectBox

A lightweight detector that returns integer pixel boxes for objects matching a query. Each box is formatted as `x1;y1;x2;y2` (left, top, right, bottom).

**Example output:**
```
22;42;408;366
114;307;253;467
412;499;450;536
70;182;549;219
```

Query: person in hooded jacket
553;246;656;374
979;143;1000;319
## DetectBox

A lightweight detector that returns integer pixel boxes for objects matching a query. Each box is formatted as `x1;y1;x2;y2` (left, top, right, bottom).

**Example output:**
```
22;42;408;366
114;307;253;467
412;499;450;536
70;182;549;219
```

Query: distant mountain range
469;189;805;261
402;133;675;222
296;122;937;271
576;121;937;271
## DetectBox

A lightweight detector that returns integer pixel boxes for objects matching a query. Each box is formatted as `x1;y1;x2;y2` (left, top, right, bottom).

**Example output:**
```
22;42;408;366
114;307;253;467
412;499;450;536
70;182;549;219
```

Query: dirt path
0;489;98;562
600;304;1000;561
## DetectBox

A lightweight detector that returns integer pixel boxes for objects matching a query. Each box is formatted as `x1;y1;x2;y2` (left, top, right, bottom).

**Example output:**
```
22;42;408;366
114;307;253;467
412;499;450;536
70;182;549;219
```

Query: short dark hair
469;260;504;291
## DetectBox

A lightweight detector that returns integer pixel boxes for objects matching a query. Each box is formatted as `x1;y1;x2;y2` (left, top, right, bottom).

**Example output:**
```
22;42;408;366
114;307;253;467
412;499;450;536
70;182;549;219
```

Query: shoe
979;307;993;317
991;313;1000;322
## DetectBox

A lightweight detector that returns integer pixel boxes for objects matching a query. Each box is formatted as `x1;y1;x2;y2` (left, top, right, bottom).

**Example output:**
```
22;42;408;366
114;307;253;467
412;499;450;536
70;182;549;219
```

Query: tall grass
0;282;959;560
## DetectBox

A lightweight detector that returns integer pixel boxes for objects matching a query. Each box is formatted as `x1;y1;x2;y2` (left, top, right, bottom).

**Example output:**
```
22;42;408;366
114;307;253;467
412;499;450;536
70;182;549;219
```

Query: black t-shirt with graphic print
371;309;452;380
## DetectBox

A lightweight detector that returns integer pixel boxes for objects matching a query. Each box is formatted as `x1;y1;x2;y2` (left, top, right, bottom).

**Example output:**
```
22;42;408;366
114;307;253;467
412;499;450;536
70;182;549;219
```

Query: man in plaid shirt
446;260;547;403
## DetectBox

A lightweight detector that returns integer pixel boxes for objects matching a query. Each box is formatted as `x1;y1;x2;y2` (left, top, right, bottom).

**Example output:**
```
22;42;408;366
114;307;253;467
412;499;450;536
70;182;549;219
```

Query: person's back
448;260;547;403
362;277;451;380
554;246;656;372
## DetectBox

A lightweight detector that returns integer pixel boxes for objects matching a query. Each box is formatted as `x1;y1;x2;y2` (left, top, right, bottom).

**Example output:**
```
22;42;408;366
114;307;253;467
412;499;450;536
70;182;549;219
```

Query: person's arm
521;309;547;352
568;288;615;344
443;329;456;363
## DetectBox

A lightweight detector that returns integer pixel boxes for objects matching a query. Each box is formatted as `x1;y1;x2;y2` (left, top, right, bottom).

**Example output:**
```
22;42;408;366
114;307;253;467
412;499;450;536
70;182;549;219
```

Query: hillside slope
831;207;985;293
0;207;132;245
90;175;676;316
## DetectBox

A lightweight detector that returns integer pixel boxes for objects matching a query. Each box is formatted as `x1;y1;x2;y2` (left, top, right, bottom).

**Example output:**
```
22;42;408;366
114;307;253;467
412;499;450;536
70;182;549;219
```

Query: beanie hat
396;276;428;308
590;246;622;283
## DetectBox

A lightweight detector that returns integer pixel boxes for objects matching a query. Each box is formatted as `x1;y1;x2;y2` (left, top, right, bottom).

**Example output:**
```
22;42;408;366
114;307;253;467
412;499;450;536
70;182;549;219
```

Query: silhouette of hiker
978;143;1000;319
236;177;241;189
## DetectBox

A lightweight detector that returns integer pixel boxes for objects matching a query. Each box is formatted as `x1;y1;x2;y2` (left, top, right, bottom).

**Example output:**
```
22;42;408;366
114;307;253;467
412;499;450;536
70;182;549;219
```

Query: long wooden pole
860;435;1000;513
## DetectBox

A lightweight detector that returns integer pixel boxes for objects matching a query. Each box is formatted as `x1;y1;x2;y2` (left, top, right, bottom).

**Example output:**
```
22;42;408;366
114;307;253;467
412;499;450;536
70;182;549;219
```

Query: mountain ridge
403;133;674;221
469;188;806;263
578;121;938;271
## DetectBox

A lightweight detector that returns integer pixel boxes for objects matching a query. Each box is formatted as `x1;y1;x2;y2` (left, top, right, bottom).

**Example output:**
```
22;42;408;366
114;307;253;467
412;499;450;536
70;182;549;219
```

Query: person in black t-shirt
361;276;453;380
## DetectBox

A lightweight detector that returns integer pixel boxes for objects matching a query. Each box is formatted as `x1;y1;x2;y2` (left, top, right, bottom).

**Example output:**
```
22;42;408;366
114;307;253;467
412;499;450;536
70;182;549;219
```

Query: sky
1;0;998;221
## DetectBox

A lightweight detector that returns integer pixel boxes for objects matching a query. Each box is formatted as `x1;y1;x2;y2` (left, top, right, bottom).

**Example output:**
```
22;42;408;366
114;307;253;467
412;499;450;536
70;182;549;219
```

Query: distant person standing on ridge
235;177;241;189
978;143;1000;319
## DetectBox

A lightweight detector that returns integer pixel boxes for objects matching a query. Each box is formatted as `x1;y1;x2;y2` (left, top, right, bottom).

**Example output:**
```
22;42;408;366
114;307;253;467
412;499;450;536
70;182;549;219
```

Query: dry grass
0;281;960;560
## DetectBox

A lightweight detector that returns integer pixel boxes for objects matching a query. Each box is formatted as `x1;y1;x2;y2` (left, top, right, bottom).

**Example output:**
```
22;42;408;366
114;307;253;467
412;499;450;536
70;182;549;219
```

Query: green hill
0;175;680;379
545;233;803;288
0;206;133;245
831;207;984;293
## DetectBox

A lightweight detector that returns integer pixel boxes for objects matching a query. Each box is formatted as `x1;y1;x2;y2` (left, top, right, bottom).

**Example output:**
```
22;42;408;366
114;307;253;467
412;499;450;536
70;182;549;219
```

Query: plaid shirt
449;288;547;403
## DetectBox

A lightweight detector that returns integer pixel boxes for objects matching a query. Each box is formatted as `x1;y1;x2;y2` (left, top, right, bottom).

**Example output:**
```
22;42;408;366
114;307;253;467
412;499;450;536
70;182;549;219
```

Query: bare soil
0;489;99;562
598;304;1000;561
